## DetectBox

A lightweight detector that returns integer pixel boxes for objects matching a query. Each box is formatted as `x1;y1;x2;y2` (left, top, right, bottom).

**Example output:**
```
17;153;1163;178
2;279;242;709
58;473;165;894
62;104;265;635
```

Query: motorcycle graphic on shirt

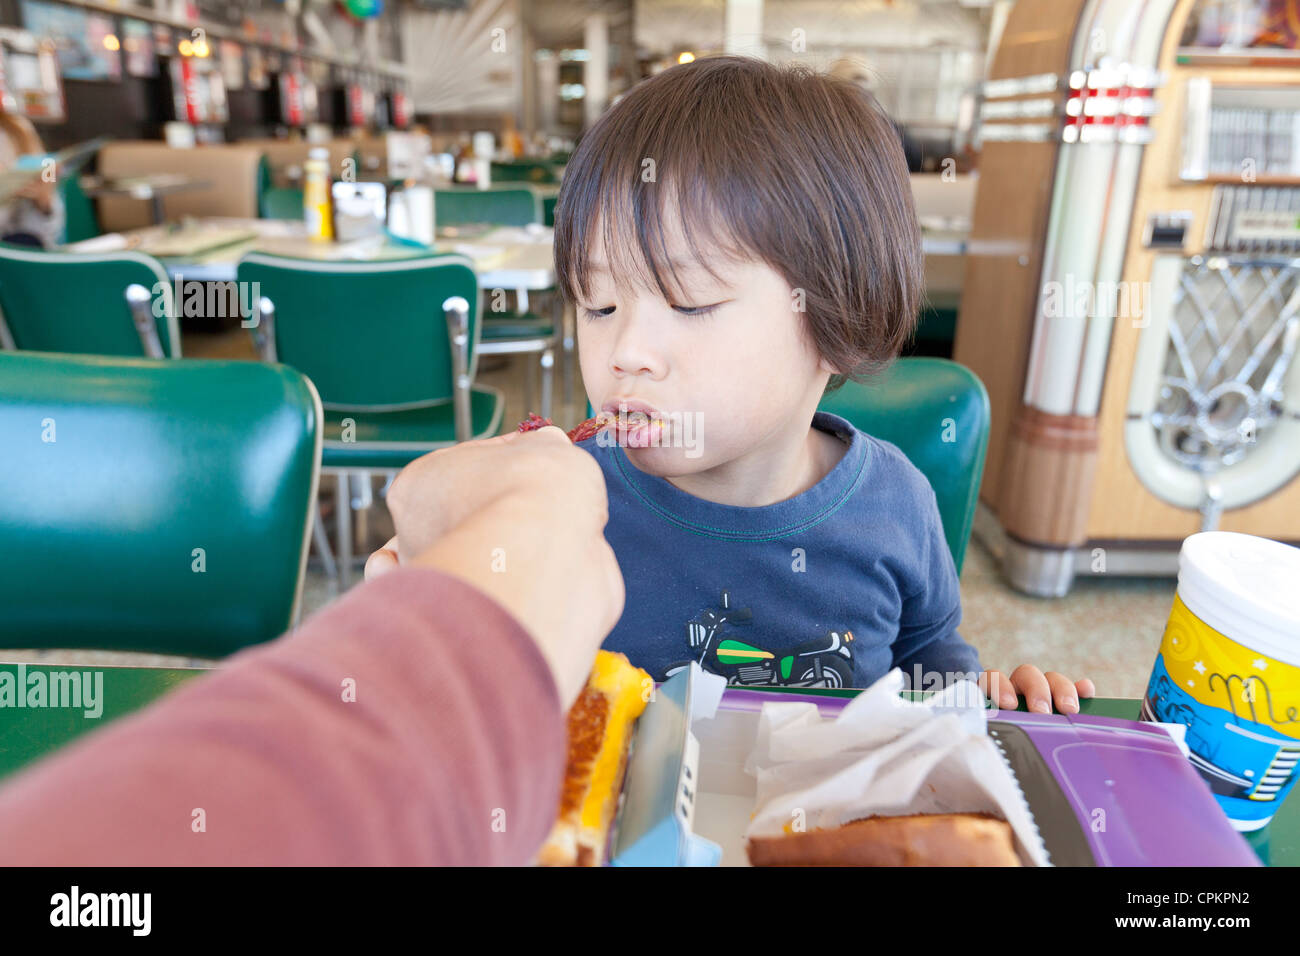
662;590;855;688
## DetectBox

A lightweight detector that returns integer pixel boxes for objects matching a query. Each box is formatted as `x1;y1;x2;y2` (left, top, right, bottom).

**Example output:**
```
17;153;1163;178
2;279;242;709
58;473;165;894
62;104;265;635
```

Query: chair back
818;358;990;573
0;350;321;655
435;186;541;227
490;160;559;184
0;246;179;358
236;252;481;409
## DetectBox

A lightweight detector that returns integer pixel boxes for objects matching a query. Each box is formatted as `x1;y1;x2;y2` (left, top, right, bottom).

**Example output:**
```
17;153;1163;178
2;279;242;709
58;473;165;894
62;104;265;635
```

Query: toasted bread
747;813;1022;867
537;651;651;866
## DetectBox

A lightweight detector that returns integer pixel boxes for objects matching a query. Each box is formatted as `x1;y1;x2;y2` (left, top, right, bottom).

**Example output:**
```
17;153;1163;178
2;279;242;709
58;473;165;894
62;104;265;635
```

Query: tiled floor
7;324;1176;699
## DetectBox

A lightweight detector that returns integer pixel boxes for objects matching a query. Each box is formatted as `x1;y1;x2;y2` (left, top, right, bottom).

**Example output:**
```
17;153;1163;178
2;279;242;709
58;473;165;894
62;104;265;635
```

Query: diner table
62;217;558;292
0;660;1289;865
79;174;213;226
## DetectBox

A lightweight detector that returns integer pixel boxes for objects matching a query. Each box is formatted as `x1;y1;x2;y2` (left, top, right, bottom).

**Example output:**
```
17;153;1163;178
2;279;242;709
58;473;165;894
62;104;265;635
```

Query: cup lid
1179;532;1300;663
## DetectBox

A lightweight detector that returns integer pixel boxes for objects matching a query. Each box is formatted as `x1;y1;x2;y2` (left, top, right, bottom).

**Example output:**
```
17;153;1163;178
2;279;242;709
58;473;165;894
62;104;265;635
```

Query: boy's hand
979;666;1095;715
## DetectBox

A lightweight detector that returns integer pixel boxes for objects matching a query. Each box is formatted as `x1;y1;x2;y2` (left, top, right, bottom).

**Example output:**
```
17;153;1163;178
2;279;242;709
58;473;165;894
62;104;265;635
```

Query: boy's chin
619;443;707;476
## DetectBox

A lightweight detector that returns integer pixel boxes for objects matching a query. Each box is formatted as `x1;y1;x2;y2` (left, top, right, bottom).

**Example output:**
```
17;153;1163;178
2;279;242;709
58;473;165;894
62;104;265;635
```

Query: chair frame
476;284;564;420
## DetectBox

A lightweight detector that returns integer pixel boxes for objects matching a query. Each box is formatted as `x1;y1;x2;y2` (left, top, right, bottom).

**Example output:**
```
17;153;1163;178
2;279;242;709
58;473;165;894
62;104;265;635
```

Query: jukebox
957;0;1300;595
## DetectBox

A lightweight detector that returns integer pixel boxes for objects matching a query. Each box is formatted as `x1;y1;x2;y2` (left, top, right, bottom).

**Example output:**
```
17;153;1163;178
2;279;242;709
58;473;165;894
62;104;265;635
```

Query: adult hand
370;425;624;707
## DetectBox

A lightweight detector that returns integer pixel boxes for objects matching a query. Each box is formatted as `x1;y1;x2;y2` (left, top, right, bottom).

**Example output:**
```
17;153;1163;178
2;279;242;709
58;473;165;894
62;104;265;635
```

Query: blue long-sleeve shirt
578;411;981;690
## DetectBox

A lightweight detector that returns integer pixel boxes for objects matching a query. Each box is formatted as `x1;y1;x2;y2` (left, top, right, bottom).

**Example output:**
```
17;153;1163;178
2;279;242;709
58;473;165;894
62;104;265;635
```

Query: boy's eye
672;303;722;316
581;305;616;320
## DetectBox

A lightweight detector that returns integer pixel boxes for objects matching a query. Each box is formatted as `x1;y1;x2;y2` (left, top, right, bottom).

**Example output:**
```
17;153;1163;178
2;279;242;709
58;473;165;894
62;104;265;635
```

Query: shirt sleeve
889;488;982;688
0;567;566;866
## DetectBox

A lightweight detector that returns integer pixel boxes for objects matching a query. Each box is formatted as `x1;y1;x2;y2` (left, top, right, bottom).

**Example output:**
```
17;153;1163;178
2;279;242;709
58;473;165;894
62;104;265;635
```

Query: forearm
0;567;566;865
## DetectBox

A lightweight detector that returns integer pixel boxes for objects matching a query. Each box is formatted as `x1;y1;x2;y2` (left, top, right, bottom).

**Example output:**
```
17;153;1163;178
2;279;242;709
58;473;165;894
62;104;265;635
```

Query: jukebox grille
1151;258;1300;469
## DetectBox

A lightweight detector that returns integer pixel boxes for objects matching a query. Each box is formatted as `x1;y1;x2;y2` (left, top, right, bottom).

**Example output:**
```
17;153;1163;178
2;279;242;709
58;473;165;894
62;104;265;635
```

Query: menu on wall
221;40;244;91
122;18;157;78
21;1;121;81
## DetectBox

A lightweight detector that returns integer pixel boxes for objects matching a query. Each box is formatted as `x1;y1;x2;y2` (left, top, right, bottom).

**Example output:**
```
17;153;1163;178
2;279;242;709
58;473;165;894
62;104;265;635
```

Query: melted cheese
578;650;650;833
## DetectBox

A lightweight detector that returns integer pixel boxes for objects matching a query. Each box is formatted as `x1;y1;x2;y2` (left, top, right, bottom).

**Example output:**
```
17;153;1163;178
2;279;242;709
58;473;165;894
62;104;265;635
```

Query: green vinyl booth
0;350;322;656
236;252;505;584
818;357;990;574
0;246;179;357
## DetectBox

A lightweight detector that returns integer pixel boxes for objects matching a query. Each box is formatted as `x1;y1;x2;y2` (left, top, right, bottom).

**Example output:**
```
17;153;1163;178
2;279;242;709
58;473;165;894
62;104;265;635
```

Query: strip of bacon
516;412;605;443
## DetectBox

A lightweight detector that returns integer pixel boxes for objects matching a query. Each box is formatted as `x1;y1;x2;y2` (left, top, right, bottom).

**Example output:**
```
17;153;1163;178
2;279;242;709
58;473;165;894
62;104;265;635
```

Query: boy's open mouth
516;408;669;445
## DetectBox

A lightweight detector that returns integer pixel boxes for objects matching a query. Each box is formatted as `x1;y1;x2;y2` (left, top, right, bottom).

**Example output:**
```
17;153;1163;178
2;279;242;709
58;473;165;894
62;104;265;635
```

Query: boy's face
575;209;836;482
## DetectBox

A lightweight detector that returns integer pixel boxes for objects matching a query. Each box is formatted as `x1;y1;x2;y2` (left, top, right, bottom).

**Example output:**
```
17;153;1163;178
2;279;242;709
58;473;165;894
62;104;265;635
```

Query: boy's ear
817;355;840;375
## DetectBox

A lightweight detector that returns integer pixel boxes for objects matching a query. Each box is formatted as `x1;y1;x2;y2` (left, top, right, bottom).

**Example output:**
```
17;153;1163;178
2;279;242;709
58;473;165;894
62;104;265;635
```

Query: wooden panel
987;0;1091;80
1086;0;1300;542
953;140;1060;506
999;407;1098;547
953;0;1090;511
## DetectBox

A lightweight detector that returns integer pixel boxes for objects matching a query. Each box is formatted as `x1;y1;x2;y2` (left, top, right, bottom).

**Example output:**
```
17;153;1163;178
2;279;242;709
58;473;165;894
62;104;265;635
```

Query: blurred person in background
0;112;64;248
829;56;924;172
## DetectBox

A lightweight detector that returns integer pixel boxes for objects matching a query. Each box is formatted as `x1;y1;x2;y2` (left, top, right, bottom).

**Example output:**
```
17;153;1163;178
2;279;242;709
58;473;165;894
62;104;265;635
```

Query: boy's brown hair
553;54;922;390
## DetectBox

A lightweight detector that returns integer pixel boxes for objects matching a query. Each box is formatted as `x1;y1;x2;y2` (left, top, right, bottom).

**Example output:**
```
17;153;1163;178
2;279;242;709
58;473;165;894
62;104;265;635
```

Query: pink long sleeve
0;568;566;865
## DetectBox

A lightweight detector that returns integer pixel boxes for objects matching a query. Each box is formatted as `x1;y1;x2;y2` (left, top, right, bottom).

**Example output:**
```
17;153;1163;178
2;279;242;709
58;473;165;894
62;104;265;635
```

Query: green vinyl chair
237;252;505;585
817;358;990;574
0;350;322;656
59;173;101;243
0;246;179;358
489;159;560;185
435;184;563;417
260;185;305;220
435;185;543;227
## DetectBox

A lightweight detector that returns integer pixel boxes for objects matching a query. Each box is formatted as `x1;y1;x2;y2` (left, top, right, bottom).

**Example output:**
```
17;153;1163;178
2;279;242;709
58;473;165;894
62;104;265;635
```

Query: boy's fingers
980;670;1019;710
365;537;401;580
1076;678;1096;699
1010;664;1051;713
1045;671;1078;714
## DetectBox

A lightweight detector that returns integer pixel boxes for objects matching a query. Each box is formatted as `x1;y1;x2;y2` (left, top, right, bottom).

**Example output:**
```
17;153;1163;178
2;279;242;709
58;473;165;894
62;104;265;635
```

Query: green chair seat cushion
322;385;505;468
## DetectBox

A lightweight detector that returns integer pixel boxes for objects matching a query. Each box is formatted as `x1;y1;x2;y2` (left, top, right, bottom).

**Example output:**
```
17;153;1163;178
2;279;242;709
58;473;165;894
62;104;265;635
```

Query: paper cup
1141;532;1300;831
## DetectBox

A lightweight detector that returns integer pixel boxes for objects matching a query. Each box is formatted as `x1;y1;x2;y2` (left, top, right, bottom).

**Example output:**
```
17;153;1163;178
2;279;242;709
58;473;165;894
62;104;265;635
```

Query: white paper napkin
744;669;1050;866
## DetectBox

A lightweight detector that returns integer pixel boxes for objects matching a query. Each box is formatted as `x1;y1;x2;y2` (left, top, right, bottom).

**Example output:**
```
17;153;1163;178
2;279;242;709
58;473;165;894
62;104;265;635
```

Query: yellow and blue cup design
1143;594;1300;831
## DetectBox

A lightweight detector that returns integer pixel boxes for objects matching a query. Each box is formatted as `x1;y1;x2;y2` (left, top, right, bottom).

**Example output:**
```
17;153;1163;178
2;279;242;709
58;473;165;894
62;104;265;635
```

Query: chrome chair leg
559;296;575;412
336;472;353;588
312;498;338;581
352;470;373;556
540;347;555;421
523;352;538;416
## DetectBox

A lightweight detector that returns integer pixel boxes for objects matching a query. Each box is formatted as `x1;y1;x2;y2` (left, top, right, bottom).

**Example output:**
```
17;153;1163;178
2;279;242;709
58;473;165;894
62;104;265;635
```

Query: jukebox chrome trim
1126;254;1300;514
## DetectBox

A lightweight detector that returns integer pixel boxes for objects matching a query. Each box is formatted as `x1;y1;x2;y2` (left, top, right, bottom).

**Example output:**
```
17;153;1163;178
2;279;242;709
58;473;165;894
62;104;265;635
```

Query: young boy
551;55;1093;713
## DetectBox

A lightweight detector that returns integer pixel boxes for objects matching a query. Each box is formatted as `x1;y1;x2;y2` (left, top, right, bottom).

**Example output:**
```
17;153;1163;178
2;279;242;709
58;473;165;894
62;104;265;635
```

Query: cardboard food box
609;667;1261;867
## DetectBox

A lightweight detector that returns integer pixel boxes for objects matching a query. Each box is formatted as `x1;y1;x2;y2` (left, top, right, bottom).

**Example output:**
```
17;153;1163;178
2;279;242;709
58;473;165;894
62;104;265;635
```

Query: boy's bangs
556;140;752;307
